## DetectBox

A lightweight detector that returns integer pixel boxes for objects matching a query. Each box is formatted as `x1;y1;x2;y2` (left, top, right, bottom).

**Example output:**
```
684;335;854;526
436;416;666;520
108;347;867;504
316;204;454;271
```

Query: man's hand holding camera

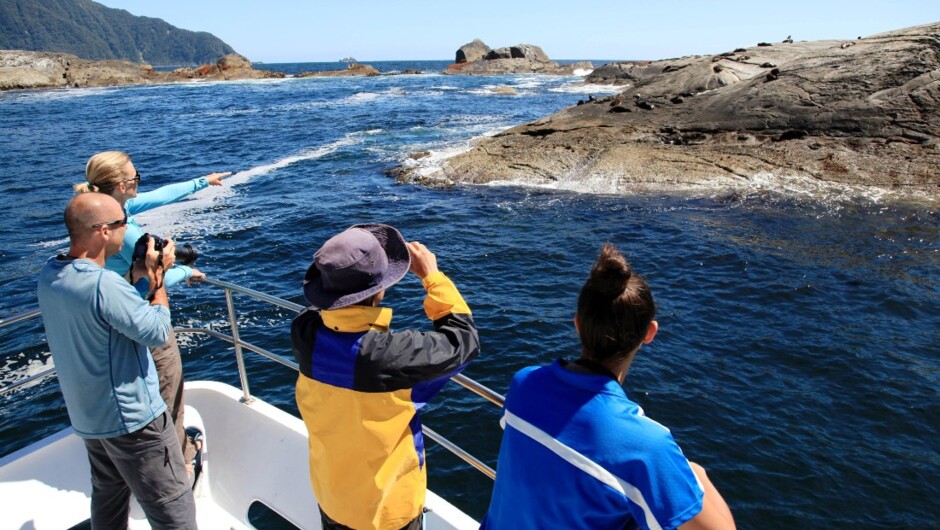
132;235;175;306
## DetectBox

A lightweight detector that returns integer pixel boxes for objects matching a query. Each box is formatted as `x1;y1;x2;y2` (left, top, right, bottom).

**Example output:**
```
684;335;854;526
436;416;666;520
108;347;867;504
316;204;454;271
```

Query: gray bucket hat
303;223;411;310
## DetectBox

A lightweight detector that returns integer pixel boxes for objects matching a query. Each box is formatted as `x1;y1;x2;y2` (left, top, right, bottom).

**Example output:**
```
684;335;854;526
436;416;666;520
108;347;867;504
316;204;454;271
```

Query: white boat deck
0;381;479;530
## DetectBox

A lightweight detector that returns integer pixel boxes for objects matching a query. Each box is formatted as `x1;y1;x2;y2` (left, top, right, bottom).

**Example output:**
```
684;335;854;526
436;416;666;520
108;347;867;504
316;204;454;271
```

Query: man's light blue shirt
37;256;170;438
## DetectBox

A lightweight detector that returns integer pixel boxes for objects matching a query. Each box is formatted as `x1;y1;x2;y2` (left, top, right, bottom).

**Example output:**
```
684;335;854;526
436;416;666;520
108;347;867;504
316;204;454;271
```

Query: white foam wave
32;237;69;249
201;107;262;117
727;172;910;204
134;134;366;236
509;78;546;89
134;81;218;91
482;170;929;205
549;82;628;94
440;114;508;125
572;68;594;77
0;353;54;391
201;77;295;88
5;85;113;102
484;174;626;195
467;86;525;96
342;87;407;104
399;141;479;180
347;92;381;102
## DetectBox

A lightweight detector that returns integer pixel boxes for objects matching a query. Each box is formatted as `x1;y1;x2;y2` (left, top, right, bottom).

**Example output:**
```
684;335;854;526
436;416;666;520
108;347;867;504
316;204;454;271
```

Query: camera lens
174;244;199;266
133;234;198;266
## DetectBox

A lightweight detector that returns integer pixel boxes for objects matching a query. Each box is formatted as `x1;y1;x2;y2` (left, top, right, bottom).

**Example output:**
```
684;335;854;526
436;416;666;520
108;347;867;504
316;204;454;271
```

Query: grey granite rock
486;47;513;60
217;53;253;71
456;39;491;63
445;41;589;75
401;23;940;195
510;44;550;62
0;50;284;91
295;64;381;77
0;50;154;90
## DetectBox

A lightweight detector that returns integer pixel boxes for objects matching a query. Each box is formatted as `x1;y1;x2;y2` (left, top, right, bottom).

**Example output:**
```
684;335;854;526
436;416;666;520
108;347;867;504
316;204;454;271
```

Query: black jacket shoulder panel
291;308;322;379
354;313;479;392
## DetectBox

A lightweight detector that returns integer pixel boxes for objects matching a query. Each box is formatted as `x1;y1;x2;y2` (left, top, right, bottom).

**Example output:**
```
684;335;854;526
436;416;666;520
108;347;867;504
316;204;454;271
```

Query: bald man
37;193;196;529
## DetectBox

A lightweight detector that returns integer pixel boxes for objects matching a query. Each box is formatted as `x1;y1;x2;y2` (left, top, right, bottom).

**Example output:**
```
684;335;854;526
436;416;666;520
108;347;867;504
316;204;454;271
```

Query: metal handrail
0;308;41;328
0;308;55;397
1;277;503;480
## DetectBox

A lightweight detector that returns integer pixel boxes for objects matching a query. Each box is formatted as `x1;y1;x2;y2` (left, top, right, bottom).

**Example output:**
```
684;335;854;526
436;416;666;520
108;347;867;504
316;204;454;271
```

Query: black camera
132;233;199;266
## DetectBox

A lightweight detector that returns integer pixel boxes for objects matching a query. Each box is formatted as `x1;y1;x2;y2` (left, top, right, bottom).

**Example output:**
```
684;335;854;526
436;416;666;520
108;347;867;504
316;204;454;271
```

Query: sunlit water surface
0;61;937;528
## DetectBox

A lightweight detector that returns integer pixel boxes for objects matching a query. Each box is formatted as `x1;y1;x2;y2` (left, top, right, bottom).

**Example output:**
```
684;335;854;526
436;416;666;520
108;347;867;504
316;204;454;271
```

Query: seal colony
392;22;940;196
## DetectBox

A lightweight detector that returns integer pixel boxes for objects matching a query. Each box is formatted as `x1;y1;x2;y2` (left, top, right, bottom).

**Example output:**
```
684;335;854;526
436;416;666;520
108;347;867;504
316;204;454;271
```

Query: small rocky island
444;39;592;75
295;63;381;78
396;23;940;195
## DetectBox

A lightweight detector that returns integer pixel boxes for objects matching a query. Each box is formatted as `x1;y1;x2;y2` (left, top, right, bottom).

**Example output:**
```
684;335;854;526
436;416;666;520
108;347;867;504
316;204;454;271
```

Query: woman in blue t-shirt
75;150;229;472
482;244;735;530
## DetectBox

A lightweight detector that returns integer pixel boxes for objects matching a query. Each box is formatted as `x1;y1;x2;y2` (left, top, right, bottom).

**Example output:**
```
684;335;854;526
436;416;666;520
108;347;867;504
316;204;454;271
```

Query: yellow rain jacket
292;271;479;530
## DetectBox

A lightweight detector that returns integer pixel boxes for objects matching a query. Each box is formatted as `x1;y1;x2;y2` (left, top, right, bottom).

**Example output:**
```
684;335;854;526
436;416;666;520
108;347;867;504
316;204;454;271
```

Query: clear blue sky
96;0;940;63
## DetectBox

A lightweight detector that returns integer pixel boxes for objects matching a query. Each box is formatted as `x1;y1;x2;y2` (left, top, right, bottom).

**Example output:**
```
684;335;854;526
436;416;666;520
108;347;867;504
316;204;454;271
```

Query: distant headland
0;0;236;66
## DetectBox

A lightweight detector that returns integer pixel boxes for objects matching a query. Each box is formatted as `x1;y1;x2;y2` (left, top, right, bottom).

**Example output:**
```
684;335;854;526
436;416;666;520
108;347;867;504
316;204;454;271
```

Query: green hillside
0;0;237;65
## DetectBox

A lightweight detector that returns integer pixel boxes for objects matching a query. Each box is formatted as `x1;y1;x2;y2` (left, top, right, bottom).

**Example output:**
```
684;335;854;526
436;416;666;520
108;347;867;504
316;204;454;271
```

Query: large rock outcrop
456;39;491;63
0;50;155;90
399;23;940;195
295;63;381;78
445;39;592;75
217;53;253;71
171;53;284;81
0;50;284;90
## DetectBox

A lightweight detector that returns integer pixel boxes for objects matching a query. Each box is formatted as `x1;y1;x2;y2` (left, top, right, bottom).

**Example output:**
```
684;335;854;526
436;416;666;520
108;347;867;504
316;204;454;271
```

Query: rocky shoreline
5;23;938;197
392;23;940;196
0;51;284;91
0;51;429;90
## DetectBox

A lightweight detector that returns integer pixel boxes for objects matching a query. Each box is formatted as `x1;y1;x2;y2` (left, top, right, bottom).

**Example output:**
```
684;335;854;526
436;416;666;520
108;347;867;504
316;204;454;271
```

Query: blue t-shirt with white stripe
482;360;704;530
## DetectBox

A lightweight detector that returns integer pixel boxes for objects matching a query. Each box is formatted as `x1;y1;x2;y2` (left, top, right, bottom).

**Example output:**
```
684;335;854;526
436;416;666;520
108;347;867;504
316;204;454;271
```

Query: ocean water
0;60;937;528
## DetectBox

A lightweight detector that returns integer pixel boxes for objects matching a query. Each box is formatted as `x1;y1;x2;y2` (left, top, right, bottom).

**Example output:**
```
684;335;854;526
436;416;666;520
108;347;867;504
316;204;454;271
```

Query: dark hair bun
586;244;632;299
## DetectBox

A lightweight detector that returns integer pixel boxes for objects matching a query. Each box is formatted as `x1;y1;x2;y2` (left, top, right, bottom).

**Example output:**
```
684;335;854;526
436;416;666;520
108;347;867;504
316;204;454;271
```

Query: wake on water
134;132;378;237
29;132;926;250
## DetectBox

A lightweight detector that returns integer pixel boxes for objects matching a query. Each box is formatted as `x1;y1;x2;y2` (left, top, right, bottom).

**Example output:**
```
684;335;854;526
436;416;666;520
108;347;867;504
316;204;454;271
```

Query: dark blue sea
1;60;938;529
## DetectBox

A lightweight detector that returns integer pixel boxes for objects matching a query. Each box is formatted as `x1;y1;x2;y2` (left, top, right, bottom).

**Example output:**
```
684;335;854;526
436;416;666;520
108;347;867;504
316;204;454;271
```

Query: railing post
224;287;253;404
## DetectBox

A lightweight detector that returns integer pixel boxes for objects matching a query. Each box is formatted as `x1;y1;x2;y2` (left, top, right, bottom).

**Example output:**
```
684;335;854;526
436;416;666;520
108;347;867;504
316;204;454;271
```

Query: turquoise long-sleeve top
105;176;209;292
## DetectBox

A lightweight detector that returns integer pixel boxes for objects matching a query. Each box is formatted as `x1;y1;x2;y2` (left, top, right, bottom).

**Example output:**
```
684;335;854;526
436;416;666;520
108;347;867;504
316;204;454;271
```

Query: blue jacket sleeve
132;265;192;296
125;177;209;215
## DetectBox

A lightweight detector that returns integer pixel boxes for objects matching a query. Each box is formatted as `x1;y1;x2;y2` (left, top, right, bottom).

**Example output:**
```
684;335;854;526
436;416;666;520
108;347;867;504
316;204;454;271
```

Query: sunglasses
92;212;128;229
123;171;140;184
